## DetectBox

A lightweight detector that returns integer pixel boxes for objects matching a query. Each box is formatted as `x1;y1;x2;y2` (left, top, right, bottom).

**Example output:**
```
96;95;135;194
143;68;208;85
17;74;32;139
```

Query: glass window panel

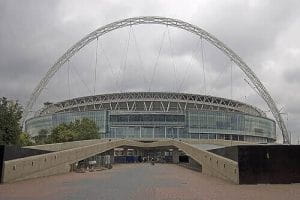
141;127;153;138
154;127;165;138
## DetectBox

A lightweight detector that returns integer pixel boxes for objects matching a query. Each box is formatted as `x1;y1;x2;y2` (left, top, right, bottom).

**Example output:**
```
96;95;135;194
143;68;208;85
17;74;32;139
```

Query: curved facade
25;92;276;143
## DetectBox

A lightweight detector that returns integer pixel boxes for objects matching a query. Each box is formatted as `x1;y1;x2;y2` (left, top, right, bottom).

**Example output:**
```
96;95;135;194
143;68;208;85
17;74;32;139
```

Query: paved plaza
1;163;300;200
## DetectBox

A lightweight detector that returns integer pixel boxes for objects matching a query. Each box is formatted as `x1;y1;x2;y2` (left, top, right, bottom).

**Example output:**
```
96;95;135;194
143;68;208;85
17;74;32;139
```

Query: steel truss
22;16;290;143
37;92;265;117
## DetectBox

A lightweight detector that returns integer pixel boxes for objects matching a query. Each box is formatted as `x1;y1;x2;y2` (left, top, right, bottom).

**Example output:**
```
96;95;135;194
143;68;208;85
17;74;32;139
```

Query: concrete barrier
26;138;251;152
25;139;106;151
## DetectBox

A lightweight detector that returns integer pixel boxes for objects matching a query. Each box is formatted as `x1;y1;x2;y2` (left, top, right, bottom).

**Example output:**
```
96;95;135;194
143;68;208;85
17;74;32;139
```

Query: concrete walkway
0;164;300;200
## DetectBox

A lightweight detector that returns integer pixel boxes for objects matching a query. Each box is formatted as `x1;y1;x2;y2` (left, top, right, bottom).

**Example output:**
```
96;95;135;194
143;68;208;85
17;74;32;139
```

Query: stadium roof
37;92;266;117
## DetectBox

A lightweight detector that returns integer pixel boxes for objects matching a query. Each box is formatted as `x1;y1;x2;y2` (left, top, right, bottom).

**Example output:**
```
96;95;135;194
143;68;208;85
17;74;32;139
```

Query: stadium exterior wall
25;92;276;143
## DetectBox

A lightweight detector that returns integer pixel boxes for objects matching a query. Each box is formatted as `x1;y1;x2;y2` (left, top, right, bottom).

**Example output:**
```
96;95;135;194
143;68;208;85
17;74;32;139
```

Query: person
151;157;155;165
88;160;96;172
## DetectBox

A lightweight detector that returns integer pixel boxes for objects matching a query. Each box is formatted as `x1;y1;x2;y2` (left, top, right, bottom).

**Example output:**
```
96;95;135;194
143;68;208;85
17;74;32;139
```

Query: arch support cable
178;37;201;92
200;37;207;95
166;27;178;91
119;26;132;92
100;40;119;91
93;37;99;95
230;59;233;99
67;60;71;99
149;28;166;92
132;27;148;87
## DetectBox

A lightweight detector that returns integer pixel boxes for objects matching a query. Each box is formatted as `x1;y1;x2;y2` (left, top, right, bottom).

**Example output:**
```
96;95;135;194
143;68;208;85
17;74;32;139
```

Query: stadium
20;17;290;144
25;91;276;143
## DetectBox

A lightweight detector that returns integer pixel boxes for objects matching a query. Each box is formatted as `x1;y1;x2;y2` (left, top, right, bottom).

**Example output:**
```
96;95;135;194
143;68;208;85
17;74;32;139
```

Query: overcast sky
0;0;300;143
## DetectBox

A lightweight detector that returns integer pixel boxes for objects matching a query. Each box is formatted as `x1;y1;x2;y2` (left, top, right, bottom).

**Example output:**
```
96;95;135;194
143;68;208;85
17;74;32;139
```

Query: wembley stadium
4;16;297;186
25;91;276;143
20;16;291;144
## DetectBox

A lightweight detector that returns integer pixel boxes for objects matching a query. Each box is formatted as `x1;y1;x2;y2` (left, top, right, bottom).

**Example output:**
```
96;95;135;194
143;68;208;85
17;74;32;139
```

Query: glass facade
25;115;52;137
26;109;276;142
52;111;107;133
109;114;184;125
107;113;185;139
25;110;107;137
188;111;276;140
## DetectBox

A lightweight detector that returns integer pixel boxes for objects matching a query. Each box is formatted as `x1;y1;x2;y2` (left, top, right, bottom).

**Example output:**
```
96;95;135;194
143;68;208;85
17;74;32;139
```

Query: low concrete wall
2;140;124;183
172;140;239;183
2;139;239;184
25;139;106;152
27;139;252;152
15;163;71;182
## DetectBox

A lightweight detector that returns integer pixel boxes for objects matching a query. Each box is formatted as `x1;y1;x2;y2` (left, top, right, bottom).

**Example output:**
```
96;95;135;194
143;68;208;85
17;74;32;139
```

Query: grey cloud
284;68;300;84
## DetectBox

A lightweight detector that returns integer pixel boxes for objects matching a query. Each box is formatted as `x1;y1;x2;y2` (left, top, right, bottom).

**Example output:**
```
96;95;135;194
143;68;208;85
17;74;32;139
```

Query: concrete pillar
172;149;179;164
108;149;114;164
123;148;128;156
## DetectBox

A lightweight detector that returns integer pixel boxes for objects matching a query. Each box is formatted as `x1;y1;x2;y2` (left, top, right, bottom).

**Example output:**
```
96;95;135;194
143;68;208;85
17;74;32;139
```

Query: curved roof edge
37;92;266;117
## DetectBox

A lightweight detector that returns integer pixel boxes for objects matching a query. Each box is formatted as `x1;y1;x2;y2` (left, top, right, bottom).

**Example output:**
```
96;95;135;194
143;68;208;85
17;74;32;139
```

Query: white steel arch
22;16;290;143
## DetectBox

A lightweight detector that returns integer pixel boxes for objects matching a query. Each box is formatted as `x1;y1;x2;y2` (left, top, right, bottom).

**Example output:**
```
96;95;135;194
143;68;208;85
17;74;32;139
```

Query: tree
49;118;99;143
72;118;99;140
50;123;74;143
18;132;34;146
0;97;23;145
